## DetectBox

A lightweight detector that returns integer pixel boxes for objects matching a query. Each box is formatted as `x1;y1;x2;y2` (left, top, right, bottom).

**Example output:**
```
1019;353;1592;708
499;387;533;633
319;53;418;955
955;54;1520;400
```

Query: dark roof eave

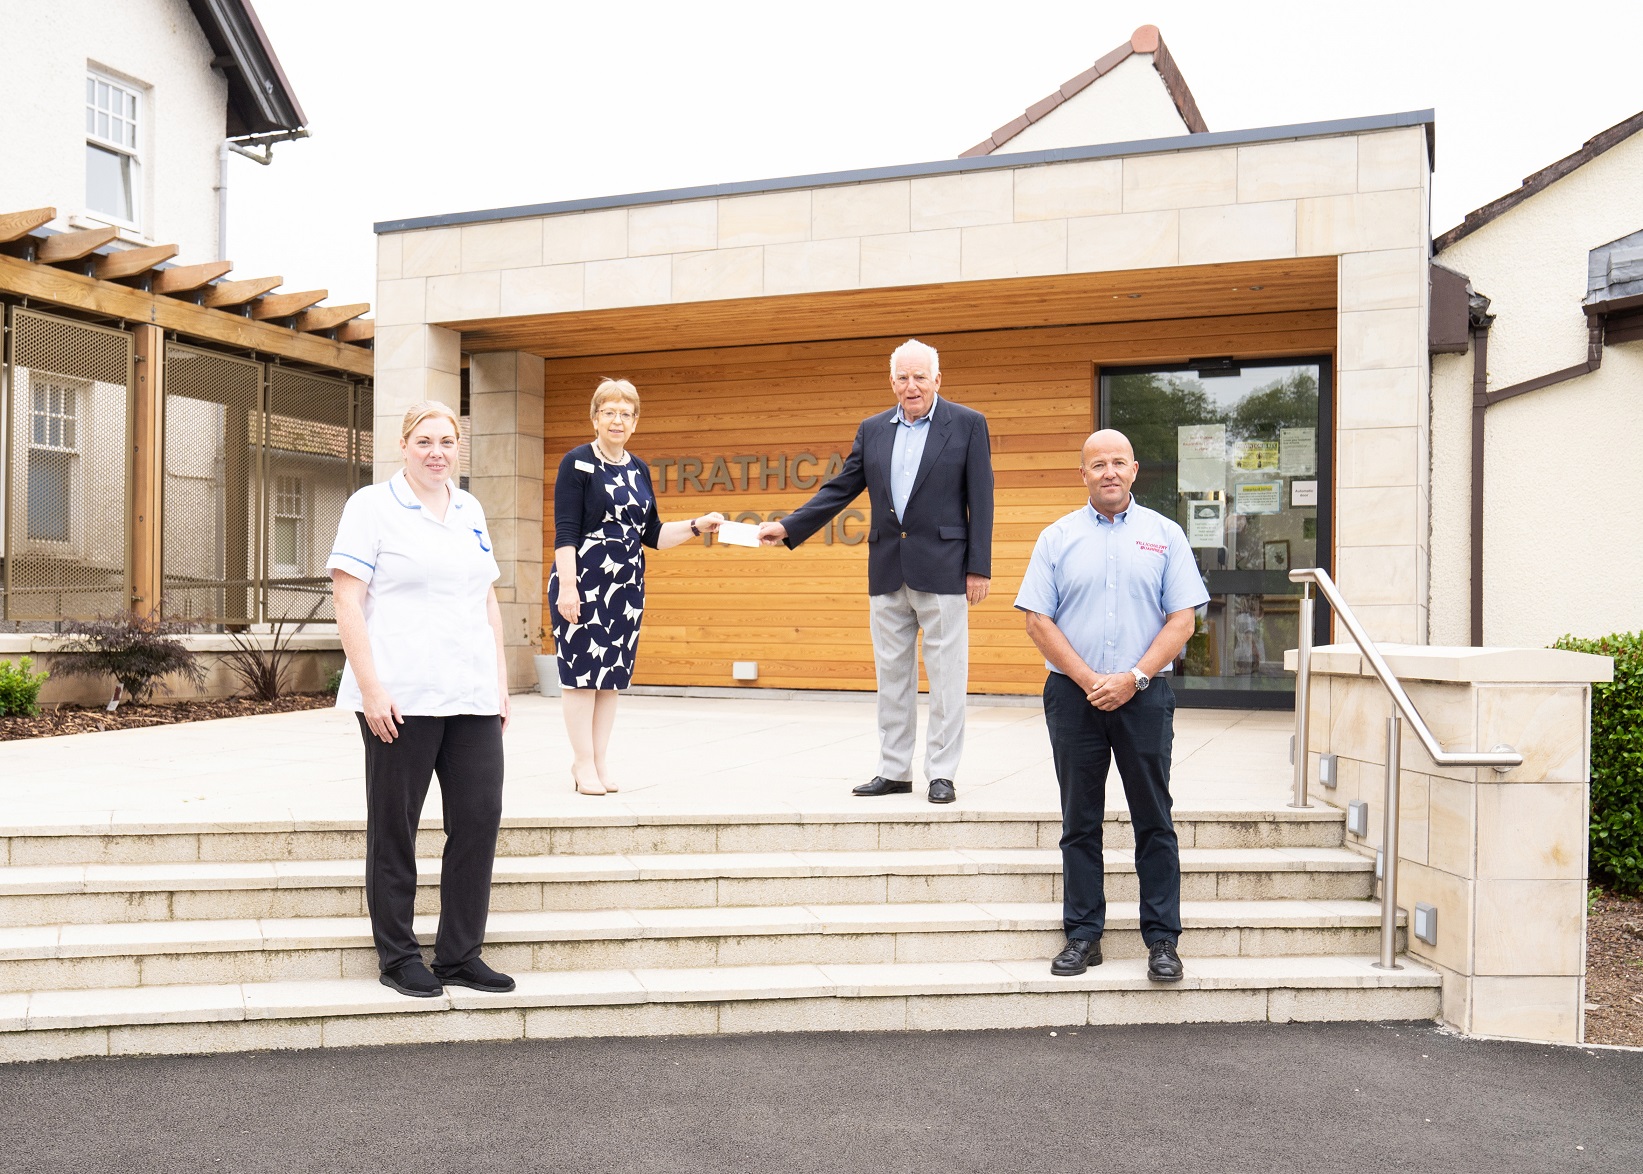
375;108;1435;235
1434;109;1643;253
186;0;307;135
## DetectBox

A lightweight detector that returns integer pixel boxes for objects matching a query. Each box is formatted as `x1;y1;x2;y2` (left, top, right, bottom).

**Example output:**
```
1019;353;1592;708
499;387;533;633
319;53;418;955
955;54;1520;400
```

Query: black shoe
927;778;956;804
1050;938;1102;976
433;956;517;993
853;776;913;796
1147;938;1184;983
380;959;443;998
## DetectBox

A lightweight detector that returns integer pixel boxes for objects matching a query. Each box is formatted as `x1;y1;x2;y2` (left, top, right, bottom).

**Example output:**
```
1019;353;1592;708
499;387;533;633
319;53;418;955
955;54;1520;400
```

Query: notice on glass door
1177;424;1225;460
1280;427;1316;476
1187;499;1225;547
1234;482;1282;515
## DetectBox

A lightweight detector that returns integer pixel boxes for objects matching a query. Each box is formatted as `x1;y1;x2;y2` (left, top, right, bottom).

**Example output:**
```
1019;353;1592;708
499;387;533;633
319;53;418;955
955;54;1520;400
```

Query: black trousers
357;714;504;972
1042;671;1181;946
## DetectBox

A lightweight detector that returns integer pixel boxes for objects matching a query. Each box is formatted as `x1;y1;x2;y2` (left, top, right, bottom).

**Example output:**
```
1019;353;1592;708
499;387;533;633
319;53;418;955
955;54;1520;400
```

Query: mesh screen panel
3;308;132;620
160;344;262;625
264;366;355;622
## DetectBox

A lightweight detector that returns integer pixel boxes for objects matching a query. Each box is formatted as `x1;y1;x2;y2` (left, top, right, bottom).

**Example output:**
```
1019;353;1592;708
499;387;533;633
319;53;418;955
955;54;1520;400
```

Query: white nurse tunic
326;470;503;716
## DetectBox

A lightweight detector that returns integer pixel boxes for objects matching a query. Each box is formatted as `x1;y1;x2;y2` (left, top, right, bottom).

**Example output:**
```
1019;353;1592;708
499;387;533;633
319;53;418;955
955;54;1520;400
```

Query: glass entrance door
1100;358;1331;708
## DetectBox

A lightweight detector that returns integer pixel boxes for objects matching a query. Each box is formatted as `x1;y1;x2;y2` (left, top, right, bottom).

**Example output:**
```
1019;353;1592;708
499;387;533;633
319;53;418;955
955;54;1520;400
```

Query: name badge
575;460;596;473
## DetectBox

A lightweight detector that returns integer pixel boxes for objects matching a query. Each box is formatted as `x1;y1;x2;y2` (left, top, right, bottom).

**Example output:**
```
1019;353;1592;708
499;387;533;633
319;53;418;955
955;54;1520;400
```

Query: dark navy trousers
357;714;504;972
1042;671;1182;946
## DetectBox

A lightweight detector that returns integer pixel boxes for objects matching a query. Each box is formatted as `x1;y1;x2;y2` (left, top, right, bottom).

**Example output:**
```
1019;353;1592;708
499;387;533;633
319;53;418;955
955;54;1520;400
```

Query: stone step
0;955;1443;1063
0;848;1374;926
0;899;1406;992
0;807;1345;866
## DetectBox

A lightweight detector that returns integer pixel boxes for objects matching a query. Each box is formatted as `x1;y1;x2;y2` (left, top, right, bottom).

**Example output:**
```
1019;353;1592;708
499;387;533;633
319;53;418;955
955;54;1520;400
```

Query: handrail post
1375;713;1403;971
1290;584;1314;809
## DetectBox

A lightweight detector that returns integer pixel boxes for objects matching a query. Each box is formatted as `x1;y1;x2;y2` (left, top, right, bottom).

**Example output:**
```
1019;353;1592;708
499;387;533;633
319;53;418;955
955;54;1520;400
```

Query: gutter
1466;307;1606;645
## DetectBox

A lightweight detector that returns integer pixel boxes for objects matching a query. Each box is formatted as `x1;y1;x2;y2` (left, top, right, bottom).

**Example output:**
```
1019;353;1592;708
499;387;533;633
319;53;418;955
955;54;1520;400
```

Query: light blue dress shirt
889;393;937;520
1013;497;1209;676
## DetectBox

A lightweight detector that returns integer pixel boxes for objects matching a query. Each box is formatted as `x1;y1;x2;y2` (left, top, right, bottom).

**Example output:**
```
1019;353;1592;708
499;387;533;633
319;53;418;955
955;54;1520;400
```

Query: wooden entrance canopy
450;256;1338;361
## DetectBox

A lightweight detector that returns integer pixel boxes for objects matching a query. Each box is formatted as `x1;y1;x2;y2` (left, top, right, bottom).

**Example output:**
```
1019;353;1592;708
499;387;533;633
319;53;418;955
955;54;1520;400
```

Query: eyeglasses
597;409;636;423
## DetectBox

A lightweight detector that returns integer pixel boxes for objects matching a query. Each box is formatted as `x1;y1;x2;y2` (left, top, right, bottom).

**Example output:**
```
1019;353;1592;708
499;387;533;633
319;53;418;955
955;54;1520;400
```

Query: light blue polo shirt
1014;497;1209;676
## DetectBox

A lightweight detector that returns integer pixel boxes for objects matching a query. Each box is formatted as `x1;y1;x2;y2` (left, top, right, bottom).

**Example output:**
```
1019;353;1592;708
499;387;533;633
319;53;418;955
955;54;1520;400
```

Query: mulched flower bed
1586;890;1643;1047
0;693;336;741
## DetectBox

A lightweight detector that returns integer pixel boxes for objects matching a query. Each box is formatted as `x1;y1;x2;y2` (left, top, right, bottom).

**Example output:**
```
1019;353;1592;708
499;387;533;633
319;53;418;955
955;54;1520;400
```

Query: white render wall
378;126;1435;643
1430;132;1643;647
0;0;226;262
996;55;1191;154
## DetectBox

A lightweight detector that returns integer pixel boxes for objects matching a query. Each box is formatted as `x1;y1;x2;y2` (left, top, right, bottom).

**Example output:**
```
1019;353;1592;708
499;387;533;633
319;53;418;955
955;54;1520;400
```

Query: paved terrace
0;694;1295;832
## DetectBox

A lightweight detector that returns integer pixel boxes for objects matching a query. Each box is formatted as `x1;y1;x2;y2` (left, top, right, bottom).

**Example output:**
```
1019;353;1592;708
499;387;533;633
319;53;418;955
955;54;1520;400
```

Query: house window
85;71;141;224
272;475;306;576
27;377;82;544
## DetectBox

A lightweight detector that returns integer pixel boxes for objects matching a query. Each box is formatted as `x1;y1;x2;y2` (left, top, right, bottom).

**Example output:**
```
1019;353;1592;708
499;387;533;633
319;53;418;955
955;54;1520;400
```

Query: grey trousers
868;586;970;782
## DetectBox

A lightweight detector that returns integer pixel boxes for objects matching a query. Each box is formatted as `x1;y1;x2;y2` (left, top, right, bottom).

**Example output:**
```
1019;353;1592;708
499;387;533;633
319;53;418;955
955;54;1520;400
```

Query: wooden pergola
0;206;374;617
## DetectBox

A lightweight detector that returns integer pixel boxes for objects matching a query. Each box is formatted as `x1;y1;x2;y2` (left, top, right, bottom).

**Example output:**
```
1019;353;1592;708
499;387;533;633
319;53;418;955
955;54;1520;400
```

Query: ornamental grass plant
1553;631;1643;894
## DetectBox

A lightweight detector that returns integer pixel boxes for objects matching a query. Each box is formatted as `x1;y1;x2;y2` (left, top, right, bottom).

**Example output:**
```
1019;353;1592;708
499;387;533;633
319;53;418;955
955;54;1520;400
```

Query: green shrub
1553;631;1643;894
53;611;204;705
0;657;50;717
323;667;343;696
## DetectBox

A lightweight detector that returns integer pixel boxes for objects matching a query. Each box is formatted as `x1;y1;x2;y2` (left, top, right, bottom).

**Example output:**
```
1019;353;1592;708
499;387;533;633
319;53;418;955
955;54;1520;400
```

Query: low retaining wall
0;634;344;706
1287;643;1612;1043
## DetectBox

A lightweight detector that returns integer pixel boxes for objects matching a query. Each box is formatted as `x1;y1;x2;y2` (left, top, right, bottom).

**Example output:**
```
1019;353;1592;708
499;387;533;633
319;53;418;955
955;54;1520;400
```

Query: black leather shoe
434;956;517;993
1050;938;1102;976
380;959;443;998
853;776;913;796
927;778;956;804
1147;938;1184;983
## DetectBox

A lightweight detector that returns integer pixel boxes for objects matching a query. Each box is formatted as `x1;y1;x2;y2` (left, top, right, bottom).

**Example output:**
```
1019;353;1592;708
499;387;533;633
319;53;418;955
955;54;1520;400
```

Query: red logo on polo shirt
1136;540;1168;554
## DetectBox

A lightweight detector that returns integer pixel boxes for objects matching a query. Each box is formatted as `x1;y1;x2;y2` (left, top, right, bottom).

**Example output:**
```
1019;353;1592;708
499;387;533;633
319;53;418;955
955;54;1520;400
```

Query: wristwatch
1130;667;1151;691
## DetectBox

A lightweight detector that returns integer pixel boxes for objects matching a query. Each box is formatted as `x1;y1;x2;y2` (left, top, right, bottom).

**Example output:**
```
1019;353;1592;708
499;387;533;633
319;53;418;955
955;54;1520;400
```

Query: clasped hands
1083;671;1139;711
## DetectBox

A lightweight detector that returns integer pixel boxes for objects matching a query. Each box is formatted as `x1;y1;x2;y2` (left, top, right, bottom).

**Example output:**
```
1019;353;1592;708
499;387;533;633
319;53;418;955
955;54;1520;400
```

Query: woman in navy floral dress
549;379;722;794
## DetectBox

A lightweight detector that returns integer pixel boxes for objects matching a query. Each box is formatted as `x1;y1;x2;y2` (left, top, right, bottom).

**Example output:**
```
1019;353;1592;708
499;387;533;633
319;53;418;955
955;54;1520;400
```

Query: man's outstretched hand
757;521;789;546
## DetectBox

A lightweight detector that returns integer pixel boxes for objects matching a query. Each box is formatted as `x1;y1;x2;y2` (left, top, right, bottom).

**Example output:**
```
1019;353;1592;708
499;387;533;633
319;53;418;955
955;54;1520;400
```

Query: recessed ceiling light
1249;285;1264;291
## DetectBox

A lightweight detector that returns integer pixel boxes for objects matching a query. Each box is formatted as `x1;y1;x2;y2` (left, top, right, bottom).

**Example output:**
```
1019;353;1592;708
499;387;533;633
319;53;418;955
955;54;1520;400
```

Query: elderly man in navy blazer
758;339;994;804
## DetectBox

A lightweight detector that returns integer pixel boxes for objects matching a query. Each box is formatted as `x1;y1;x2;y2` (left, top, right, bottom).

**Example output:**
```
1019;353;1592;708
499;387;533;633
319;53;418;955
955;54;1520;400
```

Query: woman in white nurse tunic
327;401;514;1000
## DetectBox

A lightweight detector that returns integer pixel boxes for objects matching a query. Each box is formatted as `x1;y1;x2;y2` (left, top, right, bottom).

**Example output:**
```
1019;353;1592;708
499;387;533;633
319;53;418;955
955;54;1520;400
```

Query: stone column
1323;125;1433;645
369;323;461;484
468;351;545;692
1295;643;1612;1042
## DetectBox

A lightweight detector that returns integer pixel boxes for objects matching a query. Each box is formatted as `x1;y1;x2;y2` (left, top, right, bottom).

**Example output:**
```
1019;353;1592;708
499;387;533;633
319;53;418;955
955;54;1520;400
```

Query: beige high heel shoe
571;771;606;796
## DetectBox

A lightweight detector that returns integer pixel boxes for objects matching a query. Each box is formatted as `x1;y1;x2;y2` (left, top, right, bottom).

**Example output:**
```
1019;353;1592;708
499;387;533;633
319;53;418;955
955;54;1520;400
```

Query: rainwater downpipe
1468;309;1605;645
214;129;311;261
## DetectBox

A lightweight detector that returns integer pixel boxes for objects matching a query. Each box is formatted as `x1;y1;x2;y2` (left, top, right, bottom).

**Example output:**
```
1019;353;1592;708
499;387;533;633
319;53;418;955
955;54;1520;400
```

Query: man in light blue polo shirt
1015;429;1208;982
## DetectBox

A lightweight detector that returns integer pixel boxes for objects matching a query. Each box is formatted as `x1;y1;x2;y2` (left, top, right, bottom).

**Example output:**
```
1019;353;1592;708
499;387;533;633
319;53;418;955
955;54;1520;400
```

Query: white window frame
84;68;144;231
24;374;87;554
270;473;307;578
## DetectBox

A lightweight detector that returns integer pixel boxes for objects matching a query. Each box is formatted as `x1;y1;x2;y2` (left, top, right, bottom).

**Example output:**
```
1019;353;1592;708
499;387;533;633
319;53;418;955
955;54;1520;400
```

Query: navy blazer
780;398;994;596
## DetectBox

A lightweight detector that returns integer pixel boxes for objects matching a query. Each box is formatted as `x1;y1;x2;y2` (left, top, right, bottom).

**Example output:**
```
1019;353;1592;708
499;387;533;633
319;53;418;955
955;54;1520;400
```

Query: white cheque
713;520;762;547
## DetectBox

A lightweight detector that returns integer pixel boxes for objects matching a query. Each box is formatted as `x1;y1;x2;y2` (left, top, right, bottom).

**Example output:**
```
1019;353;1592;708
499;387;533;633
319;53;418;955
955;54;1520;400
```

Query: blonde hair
401;400;462;441
590;378;641;420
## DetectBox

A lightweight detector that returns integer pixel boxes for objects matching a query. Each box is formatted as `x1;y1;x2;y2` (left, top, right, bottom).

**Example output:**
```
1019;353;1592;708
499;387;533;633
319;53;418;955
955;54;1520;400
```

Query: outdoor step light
732;661;759;681
1414;902;1438;946
1318;753;1338;789
1346;800;1369;837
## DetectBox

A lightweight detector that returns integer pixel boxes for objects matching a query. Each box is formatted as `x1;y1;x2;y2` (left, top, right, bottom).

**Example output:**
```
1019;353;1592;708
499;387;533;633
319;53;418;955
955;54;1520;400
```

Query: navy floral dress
549;453;652;689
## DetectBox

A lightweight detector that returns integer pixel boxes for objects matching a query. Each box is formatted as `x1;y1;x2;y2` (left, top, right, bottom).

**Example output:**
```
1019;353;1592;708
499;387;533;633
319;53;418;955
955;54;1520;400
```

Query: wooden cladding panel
540;309;1334;694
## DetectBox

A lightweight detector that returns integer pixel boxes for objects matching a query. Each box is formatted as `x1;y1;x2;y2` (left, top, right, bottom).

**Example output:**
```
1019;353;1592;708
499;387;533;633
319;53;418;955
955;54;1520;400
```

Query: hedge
1552;631;1643;893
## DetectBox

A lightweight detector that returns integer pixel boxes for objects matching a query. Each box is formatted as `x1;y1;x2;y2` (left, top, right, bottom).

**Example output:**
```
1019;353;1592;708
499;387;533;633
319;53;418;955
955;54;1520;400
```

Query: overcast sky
229;0;1643;310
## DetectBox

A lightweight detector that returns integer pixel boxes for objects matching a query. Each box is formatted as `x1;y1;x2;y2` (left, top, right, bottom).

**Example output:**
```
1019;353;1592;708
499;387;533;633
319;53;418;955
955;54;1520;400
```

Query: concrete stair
0;807;1441;1062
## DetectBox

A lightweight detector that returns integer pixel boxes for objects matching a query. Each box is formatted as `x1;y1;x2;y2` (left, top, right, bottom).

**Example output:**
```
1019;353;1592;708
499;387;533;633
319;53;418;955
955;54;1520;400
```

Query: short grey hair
889;339;940;378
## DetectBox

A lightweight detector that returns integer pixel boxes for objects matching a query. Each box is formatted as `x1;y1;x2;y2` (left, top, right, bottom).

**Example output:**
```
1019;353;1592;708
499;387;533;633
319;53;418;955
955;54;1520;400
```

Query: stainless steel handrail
1287;566;1523;969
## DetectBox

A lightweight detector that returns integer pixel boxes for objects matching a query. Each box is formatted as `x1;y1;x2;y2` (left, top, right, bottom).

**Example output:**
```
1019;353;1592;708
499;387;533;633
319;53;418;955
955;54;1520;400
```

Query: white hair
889;339;940;378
